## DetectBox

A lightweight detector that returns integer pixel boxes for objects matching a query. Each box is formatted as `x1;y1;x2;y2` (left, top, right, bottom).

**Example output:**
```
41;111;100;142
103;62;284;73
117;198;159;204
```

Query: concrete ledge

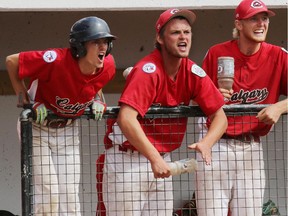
0;0;287;12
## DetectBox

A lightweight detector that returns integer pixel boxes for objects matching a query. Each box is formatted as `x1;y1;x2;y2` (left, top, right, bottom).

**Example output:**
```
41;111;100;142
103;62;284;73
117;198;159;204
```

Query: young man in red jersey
6;16;116;215
196;1;287;215
102;8;227;216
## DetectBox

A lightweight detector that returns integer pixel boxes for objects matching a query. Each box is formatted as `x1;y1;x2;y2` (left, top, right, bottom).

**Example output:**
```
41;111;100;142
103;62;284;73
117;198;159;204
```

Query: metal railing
20;105;287;216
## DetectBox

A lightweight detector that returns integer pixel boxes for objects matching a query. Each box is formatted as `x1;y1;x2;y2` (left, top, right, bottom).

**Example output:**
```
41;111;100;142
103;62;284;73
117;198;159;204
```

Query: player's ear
156;34;164;46
234;20;242;31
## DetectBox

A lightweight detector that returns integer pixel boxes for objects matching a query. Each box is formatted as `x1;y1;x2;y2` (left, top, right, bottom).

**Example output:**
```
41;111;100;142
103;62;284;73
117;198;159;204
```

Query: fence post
20;109;33;216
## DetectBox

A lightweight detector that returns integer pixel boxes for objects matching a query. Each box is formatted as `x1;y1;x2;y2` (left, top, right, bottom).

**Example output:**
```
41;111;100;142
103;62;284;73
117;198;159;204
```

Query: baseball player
102;9;228;216
195;0;288;215
6;16;116;215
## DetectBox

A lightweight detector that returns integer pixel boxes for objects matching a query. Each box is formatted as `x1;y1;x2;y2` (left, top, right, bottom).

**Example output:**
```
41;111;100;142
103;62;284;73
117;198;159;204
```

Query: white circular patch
142;63;156;73
43;50;57;63
191;64;206;77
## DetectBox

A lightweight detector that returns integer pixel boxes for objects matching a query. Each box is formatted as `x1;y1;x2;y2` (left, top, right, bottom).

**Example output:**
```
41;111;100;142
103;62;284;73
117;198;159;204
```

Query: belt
46;118;75;129
118;145;166;156
221;134;260;143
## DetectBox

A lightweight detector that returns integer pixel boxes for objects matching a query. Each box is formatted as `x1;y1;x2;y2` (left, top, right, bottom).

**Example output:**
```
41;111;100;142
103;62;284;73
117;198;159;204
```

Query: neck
78;58;98;75
161;51;182;80
237;38;261;56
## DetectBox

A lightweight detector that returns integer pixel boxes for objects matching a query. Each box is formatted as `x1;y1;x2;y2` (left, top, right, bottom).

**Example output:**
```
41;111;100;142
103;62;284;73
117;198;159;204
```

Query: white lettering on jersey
50;96;92;115
191;64;206;77
43;50;57;63
142;63;156;73
230;88;268;104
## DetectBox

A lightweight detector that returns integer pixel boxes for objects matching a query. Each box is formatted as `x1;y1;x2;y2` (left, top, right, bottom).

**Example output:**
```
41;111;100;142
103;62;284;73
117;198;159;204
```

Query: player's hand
256;104;282;125
218;88;233;100
188;142;212;165
150;156;171;179
91;100;107;121
32;102;47;125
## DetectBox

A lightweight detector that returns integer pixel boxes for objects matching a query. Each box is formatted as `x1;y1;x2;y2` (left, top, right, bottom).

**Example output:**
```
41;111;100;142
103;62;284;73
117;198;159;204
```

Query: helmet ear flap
69;38;86;58
106;41;113;56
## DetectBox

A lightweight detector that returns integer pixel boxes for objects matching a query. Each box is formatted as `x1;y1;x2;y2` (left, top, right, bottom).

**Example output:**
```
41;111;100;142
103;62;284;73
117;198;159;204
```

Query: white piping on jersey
27;79;38;103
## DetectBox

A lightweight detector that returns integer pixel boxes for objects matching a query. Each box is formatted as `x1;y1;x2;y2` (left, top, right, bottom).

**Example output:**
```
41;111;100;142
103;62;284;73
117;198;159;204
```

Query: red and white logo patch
43;50;57;63
191;64;206;77
142;63;156;73
170;9;179;15
250;1;263;9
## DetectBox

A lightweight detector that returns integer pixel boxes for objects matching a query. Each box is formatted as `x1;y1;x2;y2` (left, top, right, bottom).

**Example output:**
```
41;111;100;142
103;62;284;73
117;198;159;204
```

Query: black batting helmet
69;16;116;58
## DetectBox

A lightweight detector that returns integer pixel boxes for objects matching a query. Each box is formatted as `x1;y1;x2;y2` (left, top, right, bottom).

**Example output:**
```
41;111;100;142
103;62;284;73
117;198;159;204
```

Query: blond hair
232;27;239;39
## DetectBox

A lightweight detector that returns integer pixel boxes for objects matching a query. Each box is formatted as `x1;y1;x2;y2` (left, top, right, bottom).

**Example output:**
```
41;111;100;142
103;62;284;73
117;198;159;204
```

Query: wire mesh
20;105;287;216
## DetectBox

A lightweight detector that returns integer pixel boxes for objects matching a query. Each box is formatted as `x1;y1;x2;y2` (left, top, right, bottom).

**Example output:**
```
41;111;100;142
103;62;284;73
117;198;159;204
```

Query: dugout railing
20;105;287;216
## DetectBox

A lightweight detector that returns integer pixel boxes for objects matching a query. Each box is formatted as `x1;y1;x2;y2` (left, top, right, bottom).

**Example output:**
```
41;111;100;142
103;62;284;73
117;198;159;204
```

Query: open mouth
254;29;264;35
98;53;105;61
178;42;187;51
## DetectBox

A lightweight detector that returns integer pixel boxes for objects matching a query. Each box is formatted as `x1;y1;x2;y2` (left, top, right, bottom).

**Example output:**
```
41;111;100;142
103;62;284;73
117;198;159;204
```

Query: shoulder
103;54;116;70
133;50;161;75
262;42;287;54
185;59;207;78
19;48;69;64
204;40;237;59
261;43;288;63
39;48;70;64
208;40;235;51
104;54;116;63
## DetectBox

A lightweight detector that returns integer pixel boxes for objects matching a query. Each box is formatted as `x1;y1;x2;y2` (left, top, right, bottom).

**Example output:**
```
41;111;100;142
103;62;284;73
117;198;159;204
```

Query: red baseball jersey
107;49;224;152
202;40;288;136
19;48;116;117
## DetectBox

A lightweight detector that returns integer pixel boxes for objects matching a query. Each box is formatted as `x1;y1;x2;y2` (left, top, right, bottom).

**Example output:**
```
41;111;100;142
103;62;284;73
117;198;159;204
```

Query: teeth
255;30;264;33
178;43;186;47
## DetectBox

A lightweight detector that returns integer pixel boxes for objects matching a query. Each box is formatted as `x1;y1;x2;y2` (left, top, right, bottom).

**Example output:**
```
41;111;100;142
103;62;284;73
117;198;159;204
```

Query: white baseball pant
102;145;173;216
18;120;81;216
195;132;265;216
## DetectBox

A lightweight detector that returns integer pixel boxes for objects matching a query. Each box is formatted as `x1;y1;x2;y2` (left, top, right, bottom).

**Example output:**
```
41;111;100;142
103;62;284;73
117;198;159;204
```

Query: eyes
171;29;192;36
246;16;269;24
89;38;109;46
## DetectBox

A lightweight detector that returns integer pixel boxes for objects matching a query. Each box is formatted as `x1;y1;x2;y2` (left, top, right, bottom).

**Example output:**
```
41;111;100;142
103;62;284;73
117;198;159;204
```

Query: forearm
201;108;227;148
95;89;105;102
6;53;29;103
256;99;288;124
117;105;162;162
274;99;288;114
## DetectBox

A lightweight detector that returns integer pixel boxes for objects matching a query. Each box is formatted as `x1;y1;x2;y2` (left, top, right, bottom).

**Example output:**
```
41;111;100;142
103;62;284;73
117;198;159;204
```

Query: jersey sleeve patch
142;63;156;73
191;64;206;77
43;50;57;63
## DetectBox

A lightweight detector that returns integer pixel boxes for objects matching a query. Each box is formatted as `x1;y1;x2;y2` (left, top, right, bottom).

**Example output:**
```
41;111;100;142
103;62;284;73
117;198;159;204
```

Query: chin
96;63;104;68
252;35;266;42
254;38;266;43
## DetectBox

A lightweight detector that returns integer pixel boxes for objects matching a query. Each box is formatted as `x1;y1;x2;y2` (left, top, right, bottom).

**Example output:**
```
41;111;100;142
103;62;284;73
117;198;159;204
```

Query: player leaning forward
196;0;288;215
6;16;116;215
102;8;228;216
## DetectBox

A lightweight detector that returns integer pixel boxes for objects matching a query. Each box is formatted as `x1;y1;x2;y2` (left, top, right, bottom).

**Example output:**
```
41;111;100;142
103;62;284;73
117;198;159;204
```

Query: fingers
219;88;233;100
256;108;279;125
92;101;106;121
94;110;104;121
188;143;212;165
33;103;47;125
154;171;171;179
202;153;212;166
93;106;104;121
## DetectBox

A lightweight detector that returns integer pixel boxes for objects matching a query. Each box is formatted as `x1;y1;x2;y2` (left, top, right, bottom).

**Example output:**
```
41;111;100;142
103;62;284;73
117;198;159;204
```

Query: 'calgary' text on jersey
203;40;287;136
19;48;115;117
